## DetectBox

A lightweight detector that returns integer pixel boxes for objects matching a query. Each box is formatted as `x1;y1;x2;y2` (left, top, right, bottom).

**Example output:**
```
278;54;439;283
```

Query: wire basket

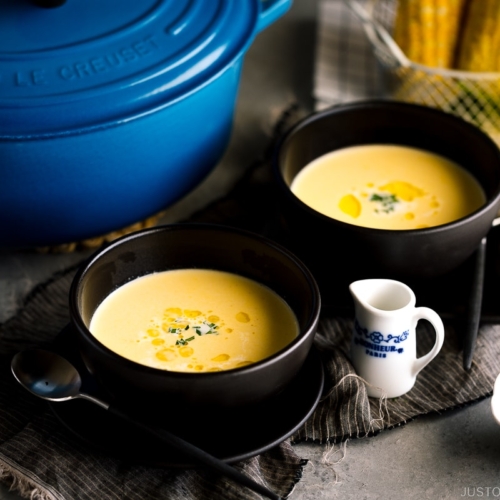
346;0;500;146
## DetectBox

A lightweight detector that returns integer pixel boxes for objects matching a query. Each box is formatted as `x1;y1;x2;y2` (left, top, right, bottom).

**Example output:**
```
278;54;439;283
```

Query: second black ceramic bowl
69;223;320;409
272;101;500;283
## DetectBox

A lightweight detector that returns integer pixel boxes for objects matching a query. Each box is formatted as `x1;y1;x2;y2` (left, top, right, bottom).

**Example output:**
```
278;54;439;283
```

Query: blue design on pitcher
354;336;404;355
354;319;409;344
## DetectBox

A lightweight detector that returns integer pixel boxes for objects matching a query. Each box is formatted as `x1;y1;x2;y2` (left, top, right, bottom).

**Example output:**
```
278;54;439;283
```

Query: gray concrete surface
294;400;500;499
1;1;500;498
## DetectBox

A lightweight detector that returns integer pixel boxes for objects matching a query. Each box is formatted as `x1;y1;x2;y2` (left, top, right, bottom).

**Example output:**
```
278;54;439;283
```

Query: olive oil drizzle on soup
290;144;486;230
89;269;299;373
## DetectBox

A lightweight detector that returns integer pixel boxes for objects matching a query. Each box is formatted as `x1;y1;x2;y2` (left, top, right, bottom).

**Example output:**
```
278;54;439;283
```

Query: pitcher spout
348;279;368;307
349;279;415;312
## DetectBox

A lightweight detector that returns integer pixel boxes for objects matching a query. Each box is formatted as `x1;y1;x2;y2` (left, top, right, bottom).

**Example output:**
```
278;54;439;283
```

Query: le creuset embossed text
349;279;445;398
0;0;291;247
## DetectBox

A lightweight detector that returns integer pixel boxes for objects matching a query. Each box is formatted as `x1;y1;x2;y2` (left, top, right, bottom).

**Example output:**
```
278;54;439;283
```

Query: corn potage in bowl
69;224;320;409
89;268;299;374
272;101;500;284
290;144;486;231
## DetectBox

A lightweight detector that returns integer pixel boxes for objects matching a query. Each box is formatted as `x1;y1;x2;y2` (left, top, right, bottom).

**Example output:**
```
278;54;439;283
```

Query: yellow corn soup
290;144;486;230
89;269;299;373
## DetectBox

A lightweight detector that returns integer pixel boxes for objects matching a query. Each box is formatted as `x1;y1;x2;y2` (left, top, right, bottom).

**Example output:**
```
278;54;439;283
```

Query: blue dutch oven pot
0;0;292;247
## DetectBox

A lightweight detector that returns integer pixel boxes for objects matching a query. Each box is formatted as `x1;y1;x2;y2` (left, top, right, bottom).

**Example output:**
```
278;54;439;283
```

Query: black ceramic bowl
272;101;500;286
69;223;320;409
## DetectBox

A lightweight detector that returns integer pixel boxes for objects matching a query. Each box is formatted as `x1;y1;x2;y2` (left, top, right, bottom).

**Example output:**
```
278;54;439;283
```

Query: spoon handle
463;236;487;371
108;406;282;500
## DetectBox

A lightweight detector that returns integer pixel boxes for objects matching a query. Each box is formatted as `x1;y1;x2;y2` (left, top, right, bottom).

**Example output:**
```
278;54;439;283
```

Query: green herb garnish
193;321;219;336
169;324;190;334
175;336;195;346
370;193;399;213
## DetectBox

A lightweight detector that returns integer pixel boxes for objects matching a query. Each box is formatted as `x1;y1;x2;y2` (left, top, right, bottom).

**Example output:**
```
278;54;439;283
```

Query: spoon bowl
11;349;108;408
11;349;83;401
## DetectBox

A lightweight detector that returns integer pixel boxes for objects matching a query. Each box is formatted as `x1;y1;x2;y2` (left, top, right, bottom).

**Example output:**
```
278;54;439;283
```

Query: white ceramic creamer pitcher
349;279;445;398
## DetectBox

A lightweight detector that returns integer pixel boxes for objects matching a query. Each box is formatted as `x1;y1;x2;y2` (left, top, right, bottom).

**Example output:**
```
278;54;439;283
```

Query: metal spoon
463;236;487;371
11;349;281;500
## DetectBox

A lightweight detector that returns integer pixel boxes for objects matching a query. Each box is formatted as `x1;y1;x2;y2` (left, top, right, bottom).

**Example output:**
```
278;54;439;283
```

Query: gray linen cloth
1;105;499;499
0;268;306;500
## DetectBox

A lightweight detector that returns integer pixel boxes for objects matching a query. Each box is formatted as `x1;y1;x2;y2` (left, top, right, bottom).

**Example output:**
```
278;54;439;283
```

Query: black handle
108;405;282;500
463;237;487;371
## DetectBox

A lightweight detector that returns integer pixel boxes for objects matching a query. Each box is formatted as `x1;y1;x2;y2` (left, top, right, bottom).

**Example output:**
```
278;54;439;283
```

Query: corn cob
457;0;500;72
393;0;465;68
393;0;425;63
420;0;437;66
436;0;465;68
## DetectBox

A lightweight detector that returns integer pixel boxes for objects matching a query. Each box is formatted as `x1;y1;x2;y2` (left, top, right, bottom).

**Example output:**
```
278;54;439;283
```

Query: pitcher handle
257;0;292;33
412;307;445;377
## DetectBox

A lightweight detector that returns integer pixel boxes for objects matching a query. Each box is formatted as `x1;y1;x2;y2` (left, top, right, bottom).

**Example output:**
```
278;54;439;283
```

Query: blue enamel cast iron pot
0;0;292;247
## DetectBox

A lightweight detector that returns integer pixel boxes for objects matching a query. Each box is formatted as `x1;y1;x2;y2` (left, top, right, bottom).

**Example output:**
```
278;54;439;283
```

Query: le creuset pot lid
0;0;275;136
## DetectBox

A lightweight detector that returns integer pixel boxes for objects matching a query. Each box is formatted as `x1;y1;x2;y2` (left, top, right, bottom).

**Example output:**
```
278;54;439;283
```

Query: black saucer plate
49;325;324;467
